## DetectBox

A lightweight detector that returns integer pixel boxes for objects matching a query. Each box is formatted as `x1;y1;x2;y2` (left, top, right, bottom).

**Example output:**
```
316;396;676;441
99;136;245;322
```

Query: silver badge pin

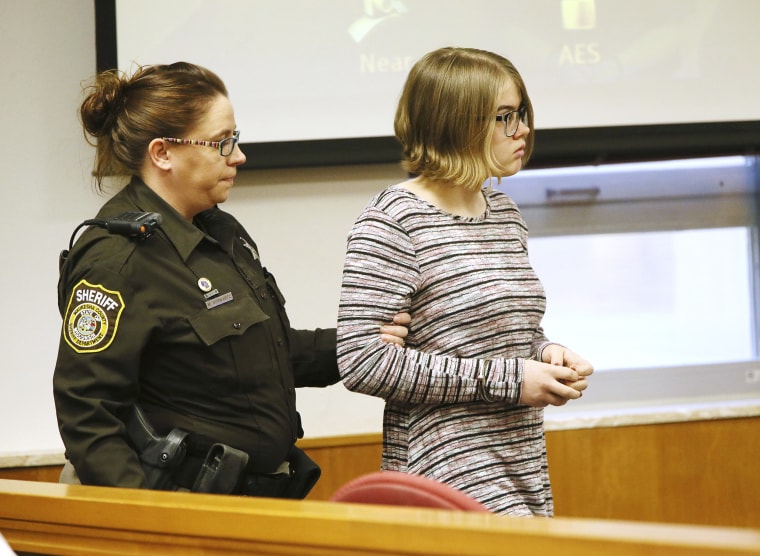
197;277;213;292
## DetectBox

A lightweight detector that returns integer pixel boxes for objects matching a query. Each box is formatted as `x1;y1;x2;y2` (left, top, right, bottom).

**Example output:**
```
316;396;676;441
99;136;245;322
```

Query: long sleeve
337;205;523;405
289;327;340;388
54;250;152;488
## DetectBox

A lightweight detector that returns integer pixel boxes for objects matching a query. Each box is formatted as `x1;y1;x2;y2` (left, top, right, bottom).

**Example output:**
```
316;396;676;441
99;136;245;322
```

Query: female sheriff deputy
54;62;409;497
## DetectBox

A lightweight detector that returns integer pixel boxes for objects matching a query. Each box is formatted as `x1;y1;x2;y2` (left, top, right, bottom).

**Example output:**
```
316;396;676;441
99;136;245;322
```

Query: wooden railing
1;479;759;556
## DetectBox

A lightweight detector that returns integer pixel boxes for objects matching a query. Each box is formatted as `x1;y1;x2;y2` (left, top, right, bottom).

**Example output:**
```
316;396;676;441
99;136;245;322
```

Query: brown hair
394;47;534;191
79;61;228;191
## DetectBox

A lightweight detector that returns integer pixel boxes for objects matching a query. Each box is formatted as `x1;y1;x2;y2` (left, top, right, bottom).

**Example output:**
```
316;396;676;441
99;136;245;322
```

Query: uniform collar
123;177;207;262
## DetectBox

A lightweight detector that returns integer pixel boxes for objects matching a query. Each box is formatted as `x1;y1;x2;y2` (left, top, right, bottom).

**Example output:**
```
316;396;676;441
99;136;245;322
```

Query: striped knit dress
337;184;555;516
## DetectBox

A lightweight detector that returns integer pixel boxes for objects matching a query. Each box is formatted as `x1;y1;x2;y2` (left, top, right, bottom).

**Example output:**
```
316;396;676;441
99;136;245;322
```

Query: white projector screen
97;0;760;168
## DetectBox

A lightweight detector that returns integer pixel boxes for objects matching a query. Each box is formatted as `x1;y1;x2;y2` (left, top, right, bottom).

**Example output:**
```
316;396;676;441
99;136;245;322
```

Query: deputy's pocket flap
188;292;268;346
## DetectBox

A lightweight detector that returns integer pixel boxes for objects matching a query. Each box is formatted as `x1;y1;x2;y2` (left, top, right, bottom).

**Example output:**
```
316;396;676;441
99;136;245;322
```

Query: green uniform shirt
53;178;338;488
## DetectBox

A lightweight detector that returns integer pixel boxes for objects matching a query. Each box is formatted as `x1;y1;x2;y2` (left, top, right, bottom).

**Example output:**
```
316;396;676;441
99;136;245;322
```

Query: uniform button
288;388;295;395
277;338;284;346
260;291;267;299
233;322;242;329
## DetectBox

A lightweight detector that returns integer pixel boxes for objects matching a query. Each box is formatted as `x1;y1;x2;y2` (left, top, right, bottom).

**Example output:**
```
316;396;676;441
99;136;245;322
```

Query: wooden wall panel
545;416;760;528
0;466;61;483
299;433;383;501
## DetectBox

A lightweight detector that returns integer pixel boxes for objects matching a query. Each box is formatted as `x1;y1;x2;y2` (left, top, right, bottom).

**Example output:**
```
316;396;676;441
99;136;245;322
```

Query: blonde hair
79;62;228;191
394;47;534;191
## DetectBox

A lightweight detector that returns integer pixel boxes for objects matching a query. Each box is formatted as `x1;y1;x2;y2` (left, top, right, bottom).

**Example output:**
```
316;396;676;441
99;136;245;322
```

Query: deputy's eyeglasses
495;109;527;137
163;130;240;156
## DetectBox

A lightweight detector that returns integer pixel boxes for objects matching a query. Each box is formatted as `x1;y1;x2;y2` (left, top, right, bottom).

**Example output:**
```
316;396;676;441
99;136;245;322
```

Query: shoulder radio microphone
60;211;163;270
101;211;163;239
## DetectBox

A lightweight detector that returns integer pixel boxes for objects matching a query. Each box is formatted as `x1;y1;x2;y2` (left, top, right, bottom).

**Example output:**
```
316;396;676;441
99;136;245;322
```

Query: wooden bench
1;479;759;555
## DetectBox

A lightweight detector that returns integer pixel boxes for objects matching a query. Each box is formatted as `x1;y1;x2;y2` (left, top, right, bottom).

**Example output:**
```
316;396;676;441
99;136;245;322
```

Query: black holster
125;405;249;494
125;404;189;491
124;405;319;498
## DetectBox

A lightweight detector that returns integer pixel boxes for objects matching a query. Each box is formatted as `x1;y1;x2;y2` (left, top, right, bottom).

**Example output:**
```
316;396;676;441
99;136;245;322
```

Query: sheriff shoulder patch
63;279;126;353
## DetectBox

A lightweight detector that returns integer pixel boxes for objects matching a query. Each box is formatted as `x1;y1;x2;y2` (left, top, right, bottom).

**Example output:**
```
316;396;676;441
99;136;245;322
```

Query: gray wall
1;0;101;457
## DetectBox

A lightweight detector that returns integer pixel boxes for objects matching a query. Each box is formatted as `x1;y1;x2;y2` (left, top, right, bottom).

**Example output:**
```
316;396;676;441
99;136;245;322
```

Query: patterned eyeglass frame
163;130;240;156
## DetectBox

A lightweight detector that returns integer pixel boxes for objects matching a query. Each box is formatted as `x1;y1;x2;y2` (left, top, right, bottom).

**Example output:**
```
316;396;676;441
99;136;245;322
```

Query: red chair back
330;471;489;512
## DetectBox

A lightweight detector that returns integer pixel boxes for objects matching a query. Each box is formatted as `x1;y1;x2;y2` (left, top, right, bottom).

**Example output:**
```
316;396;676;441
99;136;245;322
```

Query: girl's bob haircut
394;47;534;191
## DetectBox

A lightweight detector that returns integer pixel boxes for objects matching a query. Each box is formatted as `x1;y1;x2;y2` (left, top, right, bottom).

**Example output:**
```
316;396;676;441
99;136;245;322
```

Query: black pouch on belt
191;443;250;494
282;445;321;499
